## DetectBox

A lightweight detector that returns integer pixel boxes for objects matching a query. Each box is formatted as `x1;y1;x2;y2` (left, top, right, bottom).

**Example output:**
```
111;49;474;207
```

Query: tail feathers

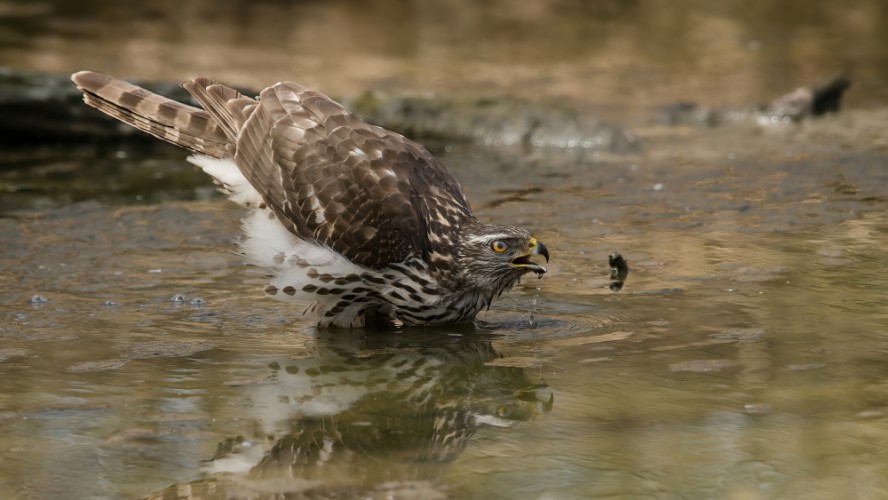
182;77;255;141
71;71;231;158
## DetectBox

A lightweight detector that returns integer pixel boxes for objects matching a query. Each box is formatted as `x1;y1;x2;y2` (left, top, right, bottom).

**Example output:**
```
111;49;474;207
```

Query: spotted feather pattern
71;71;543;327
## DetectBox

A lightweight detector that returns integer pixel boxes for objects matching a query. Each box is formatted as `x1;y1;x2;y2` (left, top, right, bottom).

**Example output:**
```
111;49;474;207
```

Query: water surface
3;138;888;498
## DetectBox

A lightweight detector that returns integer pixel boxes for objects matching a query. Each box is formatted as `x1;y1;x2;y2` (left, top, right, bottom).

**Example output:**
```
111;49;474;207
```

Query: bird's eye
491;240;508;253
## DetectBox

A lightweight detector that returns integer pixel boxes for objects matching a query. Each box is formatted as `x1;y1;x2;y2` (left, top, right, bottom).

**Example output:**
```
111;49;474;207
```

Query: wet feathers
72;71;547;327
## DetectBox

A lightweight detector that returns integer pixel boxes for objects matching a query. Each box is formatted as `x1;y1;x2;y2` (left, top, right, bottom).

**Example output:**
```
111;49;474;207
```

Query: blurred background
2;0;886;117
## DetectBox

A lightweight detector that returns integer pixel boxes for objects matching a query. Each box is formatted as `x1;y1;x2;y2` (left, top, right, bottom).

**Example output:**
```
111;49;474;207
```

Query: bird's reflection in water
187;328;553;497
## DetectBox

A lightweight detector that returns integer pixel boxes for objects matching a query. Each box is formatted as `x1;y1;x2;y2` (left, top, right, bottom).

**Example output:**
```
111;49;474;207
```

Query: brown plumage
72;71;548;327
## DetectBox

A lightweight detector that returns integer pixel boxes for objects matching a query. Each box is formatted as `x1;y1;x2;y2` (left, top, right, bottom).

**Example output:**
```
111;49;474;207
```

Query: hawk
71;71;549;328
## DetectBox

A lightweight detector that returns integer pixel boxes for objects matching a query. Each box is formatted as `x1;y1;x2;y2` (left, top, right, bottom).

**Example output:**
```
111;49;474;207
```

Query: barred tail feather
181;77;252;141
71;71;230;158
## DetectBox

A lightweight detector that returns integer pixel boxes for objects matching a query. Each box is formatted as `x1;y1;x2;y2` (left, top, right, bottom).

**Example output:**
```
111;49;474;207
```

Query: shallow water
3;138;888;498
3;1;888;499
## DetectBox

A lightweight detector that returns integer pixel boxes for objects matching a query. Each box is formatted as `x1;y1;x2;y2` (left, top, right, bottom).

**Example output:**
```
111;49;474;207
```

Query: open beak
510;237;549;275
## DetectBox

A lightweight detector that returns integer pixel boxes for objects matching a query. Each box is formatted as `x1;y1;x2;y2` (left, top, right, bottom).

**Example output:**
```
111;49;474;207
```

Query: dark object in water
663;74;851;126
809;74;851;115
608;252;629;292
768;74;851;118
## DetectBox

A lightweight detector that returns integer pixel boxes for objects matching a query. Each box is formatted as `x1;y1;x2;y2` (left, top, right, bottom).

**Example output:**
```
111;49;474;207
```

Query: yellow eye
491;240;508;253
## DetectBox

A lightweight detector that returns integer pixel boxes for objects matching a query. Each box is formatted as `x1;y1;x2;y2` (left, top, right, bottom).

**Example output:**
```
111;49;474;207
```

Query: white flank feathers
187;155;262;207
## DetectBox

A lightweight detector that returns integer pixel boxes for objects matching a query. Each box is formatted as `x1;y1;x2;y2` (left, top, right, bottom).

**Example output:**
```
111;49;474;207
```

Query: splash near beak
510;237;549;275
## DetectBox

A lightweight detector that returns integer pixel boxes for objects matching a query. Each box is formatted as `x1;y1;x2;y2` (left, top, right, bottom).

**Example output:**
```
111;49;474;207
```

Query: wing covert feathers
71;71;476;270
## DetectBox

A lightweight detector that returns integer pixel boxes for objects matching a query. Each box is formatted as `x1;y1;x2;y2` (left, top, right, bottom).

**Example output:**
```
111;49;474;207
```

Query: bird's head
457;223;550;294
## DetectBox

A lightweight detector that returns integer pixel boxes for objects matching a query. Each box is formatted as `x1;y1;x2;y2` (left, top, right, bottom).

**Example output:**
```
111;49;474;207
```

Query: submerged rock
347;91;640;152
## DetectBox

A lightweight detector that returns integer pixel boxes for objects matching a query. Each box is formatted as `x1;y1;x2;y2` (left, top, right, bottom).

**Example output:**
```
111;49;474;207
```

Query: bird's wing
190;80;474;269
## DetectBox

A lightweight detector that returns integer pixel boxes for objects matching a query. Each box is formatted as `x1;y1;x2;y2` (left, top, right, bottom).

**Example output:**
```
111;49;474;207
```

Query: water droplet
528;275;543;328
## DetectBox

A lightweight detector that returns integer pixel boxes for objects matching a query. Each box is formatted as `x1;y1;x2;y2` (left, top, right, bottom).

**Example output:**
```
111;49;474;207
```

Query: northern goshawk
71;71;549;328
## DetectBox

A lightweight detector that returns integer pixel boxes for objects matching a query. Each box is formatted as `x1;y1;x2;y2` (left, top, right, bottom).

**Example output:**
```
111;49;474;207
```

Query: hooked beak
510;237;549;275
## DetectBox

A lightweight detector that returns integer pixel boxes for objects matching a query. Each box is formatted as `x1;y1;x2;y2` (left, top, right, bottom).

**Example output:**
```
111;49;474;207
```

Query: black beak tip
537;242;550;263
